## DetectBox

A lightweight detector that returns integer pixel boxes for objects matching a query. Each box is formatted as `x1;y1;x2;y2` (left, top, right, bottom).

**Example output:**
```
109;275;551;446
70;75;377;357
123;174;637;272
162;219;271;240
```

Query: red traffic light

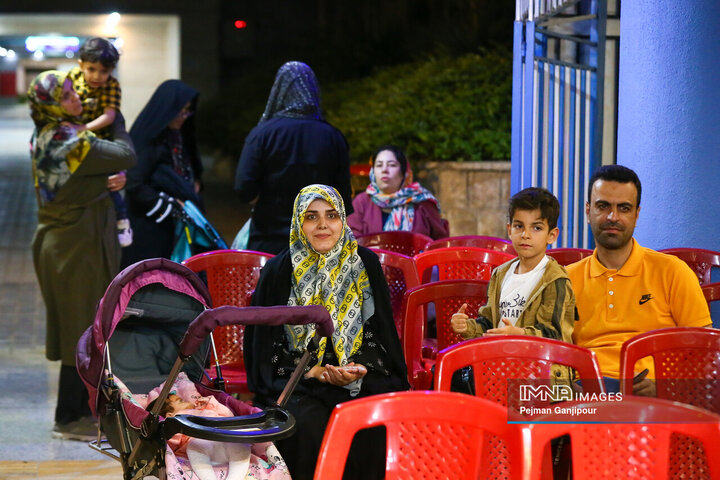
234;20;247;29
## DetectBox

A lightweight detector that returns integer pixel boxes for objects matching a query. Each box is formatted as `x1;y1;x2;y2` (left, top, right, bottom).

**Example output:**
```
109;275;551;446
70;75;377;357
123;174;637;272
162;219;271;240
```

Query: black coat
234;116;353;255
245;245;409;401
122;81;202;266
245;246;408;479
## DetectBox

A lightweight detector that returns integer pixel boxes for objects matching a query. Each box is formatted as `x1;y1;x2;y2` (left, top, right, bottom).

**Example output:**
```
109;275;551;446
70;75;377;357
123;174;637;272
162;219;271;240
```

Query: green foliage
196;46;512;163
195;69;275;158
323;47;512;162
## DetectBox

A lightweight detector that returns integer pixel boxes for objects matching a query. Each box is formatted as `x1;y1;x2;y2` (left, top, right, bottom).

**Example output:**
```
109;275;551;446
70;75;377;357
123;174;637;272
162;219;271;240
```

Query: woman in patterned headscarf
348;144;448;239
245;184;408;480
28;70;135;440
234;62;353;255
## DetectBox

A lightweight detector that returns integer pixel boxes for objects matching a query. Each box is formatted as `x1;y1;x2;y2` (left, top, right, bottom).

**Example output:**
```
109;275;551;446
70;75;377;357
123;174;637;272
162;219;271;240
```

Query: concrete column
616;0;720;251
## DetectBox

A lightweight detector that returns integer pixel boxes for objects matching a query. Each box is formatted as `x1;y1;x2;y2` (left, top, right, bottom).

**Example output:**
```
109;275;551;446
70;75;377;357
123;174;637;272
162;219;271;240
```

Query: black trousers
275;392;386;480
55;364;91;424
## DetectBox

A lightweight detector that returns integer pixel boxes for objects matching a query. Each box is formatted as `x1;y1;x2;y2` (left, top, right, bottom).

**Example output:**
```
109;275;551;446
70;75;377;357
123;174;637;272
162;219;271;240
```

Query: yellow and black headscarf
28;70;95;203
286;184;375;366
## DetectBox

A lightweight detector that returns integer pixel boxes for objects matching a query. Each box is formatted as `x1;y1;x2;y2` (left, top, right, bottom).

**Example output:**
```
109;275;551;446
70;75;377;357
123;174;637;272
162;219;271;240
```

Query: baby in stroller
76;258;334;480
145;373;287;480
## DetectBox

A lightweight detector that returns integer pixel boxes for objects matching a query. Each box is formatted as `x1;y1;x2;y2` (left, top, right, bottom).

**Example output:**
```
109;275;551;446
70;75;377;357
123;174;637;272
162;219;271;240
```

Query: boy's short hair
508;187;560;230
79;37;120;68
587;164;642;206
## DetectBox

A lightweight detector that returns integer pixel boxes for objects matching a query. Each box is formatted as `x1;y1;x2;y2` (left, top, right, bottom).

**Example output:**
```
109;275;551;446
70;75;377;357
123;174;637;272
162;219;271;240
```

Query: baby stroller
76;258;332;480
170;199;228;263
147;191;228;263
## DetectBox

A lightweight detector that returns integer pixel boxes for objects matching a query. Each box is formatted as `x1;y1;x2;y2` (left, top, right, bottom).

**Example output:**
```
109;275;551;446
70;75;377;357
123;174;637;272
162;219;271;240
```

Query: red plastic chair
401;279;489;390
619;327;720;413
372;249;420;338
349;163;371;177
703;281;720;305
435;336;603;479
356;231;432;257
660;248;720;285
526;397;720;480
435;336;605;407
427;235;517;256
183;249;274;394
546;247;594;266
414;246;514;283
313;391;526;480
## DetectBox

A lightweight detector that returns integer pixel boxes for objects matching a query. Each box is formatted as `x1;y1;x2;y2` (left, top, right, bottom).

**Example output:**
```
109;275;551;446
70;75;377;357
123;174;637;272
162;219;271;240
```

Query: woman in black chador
245;184;408;479
234;61;353;255
122;80;203;267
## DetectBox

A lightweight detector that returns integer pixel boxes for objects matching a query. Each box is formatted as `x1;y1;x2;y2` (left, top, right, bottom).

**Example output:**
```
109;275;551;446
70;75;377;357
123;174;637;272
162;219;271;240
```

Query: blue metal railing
511;0;606;248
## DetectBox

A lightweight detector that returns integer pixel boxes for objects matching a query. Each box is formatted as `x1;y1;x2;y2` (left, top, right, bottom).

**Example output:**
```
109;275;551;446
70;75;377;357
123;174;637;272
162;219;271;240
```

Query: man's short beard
595;231;632;250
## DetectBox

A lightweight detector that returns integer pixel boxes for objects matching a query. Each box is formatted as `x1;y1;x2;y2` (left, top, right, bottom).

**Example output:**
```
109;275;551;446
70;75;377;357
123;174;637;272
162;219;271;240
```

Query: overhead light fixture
25;35;80;53
106;12;121;32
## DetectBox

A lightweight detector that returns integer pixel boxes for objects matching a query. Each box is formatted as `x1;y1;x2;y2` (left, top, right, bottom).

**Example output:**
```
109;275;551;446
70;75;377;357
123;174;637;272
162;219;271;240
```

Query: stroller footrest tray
161;407;295;443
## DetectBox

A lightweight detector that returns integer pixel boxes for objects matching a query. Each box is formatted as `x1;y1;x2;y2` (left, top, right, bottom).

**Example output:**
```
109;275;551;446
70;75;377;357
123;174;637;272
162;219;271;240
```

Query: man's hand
484;318;525;336
451;303;469;334
632;373;656;397
632;378;656;396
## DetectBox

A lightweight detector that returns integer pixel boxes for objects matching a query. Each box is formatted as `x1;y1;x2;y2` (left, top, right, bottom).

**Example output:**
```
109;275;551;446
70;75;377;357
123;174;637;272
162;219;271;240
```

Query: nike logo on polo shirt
639;294;653;305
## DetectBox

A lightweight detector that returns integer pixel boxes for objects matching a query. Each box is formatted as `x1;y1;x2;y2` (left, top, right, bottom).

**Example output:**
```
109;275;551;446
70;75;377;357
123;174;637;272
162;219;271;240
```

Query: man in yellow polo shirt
567;165;711;395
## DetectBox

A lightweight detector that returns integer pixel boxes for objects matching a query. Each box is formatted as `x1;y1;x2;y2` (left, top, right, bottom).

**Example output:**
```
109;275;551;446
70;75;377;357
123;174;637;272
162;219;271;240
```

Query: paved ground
0;98;247;473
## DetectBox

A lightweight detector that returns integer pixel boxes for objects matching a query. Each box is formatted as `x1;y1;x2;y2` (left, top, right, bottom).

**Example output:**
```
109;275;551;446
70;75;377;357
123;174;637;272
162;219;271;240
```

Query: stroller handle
161;406;296;444
178;305;333;357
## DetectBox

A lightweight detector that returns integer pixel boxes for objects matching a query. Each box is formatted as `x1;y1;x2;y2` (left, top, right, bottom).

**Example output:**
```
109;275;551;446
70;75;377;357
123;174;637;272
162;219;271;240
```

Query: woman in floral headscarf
234;61;353;255
245;184;408;480
28;70;135;440
348;144;448;239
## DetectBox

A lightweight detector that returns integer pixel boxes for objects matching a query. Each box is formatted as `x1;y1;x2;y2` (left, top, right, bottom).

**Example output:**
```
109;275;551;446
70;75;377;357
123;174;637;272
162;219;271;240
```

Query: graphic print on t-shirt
498;256;549;325
499;293;528;322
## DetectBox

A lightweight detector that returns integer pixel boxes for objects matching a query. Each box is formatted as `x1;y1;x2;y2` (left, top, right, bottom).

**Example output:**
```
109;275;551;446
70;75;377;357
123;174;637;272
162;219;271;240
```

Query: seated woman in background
245;184;409;480
348;144;448;240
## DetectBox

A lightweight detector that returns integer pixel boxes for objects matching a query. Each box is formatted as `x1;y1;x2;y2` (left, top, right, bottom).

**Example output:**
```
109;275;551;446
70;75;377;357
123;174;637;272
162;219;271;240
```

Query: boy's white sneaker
117;218;133;247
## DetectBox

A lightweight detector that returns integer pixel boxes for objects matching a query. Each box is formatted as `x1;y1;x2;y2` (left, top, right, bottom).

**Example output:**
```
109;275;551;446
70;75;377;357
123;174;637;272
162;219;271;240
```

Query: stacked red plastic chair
401;279;489;390
183;249;274;394
426;234;517;256
356;231;432;257
660;247;720;285
414;246;514;283
372;249;420;338
314;391;526;480
526;397;720;480
546;247;593;266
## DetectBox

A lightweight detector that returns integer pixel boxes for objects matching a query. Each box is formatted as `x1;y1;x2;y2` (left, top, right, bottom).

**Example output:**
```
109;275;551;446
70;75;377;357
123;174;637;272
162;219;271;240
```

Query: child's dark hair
508;187;560;230
79;37;120;68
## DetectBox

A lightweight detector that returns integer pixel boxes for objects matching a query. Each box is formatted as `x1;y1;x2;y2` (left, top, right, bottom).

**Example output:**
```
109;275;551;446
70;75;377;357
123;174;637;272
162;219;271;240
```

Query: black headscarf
129;80;199;156
259;61;323;123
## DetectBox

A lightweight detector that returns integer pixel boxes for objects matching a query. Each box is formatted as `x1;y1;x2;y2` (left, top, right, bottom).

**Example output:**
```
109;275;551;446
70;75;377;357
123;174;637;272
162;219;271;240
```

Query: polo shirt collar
588;238;644;277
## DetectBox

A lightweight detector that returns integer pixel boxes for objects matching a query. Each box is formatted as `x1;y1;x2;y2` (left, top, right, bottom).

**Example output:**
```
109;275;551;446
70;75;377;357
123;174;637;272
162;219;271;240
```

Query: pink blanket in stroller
133;373;291;480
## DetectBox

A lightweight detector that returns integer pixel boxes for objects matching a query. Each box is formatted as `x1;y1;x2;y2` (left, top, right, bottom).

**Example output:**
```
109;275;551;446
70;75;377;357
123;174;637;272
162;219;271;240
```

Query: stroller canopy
77;258;213;416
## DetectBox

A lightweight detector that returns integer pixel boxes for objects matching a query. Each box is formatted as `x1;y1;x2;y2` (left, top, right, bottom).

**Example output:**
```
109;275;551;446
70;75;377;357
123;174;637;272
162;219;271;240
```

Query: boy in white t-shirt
451;187;575;347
